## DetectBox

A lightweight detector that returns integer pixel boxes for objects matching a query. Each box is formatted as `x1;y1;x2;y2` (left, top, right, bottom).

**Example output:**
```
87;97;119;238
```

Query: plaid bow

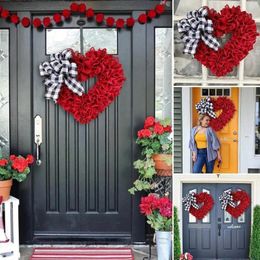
219;189;236;210
195;96;217;118
183;193;199;212
39;49;84;102
177;7;220;55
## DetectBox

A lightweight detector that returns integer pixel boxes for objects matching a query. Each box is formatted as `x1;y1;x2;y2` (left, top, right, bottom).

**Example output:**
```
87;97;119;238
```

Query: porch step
31;247;134;260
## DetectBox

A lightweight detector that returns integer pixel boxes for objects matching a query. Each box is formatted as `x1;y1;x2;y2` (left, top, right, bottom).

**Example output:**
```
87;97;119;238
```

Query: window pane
174;0;201;16
255;92;260;154
188;189;197;223
83;29;117;54
46;29;80;54
208;0;240;11
224;210;232;223
247;0;260;19
155;28;172;120
244;25;260;78
0;30;9;157
174;23;202;78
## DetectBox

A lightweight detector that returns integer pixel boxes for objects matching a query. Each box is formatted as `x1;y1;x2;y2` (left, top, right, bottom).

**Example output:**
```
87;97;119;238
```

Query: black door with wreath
0;1;171;243
183;183;251;260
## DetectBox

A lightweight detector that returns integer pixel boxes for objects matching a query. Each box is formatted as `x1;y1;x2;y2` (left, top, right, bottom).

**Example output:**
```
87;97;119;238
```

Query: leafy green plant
0;154;34;182
174;206;181;260
250;205;260;259
128;116;172;195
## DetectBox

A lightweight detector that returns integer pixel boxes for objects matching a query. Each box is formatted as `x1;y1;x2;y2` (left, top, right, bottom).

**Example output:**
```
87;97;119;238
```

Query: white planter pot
155;231;172;260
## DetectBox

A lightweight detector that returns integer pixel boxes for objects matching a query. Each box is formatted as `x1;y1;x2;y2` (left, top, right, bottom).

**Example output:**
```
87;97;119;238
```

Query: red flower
139;195;158;215
10;14;19;24
12;157;29;173
148;10;156;19
144;116;155;129
53;13;62;24
116;18;125;29
21;17;31;27
26;155;34;164
138;13;147;24
43;17;52;28
154;123;164;135
78;3;86;13
137;129;152;139
163;125;172;133
106;17;115;27
155;4;165;15
62;9;71;19
126;17;135;28
0;159;8;167
95;13;104;24
86;8;94;19
33;18;42;28
70;2;79;12
10;155;16;161
1;9;9;19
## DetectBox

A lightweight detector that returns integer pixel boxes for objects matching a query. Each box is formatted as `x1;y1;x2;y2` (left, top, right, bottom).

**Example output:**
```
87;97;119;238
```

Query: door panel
183;184;251;259
192;88;239;173
32;15;133;240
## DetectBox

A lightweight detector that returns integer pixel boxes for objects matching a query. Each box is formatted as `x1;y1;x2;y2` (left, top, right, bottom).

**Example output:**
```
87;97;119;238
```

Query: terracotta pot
0;179;13;201
152;154;172;177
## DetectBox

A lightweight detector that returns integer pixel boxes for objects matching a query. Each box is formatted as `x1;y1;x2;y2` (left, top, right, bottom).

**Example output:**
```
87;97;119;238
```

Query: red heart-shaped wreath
195;5;258;77
225;190;250;218
57;48;126;124
210;96;236;131
189;192;214;220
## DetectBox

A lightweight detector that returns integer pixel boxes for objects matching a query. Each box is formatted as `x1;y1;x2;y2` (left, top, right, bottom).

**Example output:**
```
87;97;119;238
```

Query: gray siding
174;87;182;173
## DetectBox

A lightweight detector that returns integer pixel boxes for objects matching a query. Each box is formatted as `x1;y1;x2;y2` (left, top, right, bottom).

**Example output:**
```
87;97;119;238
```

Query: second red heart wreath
39;48;126;124
178;5;259;77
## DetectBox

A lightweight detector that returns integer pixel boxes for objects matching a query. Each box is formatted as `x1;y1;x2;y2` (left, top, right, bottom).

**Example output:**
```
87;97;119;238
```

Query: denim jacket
189;126;220;162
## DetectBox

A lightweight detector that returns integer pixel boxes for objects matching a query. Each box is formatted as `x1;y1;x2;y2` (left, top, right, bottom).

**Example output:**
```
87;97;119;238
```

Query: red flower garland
225;190;250;219
57;48;126;124
195;5;258;77
0;1;167;29
189;192;214;220
210;97;236;132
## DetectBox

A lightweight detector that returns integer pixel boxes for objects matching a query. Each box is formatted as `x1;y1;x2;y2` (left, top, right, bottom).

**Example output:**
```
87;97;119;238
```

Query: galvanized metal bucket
155;231;172;260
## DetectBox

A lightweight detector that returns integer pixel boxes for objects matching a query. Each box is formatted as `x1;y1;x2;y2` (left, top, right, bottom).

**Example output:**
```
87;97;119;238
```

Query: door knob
233;130;237;135
34;115;42;166
233;139;238;142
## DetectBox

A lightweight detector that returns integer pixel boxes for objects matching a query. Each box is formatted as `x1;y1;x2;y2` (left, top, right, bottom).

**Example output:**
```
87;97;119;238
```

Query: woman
189;114;222;173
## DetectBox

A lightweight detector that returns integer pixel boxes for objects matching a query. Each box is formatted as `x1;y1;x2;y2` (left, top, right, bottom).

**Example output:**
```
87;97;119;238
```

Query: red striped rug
30;248;134;260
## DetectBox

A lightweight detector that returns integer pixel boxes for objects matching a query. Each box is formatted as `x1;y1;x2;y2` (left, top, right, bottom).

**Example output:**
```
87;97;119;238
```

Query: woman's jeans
193;148;215;173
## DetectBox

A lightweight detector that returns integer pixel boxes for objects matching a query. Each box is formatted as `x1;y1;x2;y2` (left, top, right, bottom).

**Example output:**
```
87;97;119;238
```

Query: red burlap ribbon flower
195;5;258;77
57;48;126;124
210;96;236;132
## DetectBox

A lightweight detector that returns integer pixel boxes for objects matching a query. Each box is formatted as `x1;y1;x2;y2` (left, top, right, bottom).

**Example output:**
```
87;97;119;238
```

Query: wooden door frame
0;1;172;244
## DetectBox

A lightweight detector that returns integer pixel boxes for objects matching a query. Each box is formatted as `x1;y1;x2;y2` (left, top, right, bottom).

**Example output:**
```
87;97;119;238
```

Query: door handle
34;115;42;166
218;223;221;236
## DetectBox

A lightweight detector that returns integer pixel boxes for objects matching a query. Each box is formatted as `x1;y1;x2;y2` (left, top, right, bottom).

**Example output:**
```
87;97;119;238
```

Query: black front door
32;16;133;242
183;184;251;260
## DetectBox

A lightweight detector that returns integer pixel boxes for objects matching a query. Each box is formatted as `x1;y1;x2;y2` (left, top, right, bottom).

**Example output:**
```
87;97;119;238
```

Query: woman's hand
217;152;222;163
192;152;197;162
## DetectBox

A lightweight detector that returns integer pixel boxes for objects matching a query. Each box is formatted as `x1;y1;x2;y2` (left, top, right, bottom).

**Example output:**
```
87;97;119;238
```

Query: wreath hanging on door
219;189;251;218
195;96;236;131
178;5;259;77
39;48;126;124
183;192;214;220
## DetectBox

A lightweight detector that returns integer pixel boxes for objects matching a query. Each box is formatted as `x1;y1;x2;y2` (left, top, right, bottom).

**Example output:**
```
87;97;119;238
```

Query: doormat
30;247;134;259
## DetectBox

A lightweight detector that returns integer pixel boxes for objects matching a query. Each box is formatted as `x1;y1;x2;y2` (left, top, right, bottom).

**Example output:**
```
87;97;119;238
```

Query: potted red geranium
137;116;172;176
140;194;172;260
0;154;34;201
180;252;193;260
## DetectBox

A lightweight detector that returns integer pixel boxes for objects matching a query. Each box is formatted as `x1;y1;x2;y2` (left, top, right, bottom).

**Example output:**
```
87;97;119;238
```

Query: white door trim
174;174;259;251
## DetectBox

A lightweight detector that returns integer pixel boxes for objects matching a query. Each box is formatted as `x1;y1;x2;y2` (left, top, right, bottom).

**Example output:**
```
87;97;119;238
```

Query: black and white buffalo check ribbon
177;7;220;55
195;96;216;118
183;193;199;212
219;189;236;210
39;49;84;102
